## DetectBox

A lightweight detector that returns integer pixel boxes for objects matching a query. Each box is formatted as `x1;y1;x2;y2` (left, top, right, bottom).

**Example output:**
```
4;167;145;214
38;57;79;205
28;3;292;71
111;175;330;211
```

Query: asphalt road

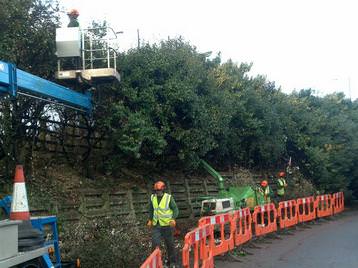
216;209;358;268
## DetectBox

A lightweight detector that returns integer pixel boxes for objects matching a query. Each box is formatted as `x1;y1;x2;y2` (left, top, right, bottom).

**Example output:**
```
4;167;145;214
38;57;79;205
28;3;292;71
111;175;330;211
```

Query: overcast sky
60;0;358;100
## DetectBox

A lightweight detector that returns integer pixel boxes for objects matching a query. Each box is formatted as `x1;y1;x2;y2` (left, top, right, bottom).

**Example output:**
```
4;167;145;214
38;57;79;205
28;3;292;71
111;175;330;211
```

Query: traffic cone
10;165;30;220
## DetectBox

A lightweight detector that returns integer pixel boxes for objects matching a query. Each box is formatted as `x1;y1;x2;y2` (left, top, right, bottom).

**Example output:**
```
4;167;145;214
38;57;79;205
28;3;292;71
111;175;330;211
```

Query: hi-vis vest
263;186;271;203
277;178;287;196
151;193;173;226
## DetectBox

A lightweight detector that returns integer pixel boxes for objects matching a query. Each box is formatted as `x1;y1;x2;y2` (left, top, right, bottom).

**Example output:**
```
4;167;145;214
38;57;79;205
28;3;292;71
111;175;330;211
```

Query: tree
0;0;59;174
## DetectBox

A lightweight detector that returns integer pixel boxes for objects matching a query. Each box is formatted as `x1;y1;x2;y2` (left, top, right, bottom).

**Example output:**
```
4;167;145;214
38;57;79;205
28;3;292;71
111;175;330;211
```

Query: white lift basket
55;26;121;84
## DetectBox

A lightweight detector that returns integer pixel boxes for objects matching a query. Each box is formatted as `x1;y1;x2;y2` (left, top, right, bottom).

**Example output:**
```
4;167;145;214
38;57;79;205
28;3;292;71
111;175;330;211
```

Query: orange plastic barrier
140;248;163;268
332;192;345;214
316;194;333;218
277;199;298;229
198;213;235;256
297;196;316;223
233;208;252;246
252;203;277;236
182;224;214;268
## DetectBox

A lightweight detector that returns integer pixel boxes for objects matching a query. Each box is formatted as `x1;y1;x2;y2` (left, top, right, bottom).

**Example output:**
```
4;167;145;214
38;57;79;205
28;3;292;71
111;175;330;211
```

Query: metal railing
81;26;120;70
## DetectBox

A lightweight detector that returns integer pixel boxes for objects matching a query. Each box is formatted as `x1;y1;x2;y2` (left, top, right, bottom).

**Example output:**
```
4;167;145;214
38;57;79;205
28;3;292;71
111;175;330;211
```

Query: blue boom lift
0;61;88;268
0;196;68;268
0;60;92;112
0;20;120;267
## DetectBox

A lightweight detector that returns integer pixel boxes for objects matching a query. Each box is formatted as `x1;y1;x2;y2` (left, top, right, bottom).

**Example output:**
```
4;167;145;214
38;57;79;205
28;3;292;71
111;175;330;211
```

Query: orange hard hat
260;180;268;187
67;9;79;17
279;171;286;177
154;181;165;191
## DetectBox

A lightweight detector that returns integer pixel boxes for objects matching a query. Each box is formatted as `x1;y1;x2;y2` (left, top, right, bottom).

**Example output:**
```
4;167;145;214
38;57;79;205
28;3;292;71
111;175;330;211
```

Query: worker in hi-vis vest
276;171;288;202
260;180;271;203
147;181;179;268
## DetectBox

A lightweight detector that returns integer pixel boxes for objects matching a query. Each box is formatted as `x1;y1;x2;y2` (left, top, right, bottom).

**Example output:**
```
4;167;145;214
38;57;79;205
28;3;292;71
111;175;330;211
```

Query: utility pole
348;77;351;100
137;29;140;49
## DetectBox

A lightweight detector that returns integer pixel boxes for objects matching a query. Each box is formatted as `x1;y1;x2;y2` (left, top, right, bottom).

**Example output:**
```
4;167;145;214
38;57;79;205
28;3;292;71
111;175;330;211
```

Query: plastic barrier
252;203;277;236
332;192;345;214
277;199;298;229
141;193;345;268
182;224;214;268
233;207;252;246
198;213;235;256
316;194;333;218
297;196;316;223
140;248;163;268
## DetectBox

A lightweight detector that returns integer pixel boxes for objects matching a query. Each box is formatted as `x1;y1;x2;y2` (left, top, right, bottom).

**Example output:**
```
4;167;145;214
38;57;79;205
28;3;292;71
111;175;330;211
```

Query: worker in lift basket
67;9;80;27
147;181;179;268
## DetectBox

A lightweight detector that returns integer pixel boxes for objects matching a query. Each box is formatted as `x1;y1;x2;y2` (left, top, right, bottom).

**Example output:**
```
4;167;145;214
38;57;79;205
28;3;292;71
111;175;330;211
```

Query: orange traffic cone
10;165;30;220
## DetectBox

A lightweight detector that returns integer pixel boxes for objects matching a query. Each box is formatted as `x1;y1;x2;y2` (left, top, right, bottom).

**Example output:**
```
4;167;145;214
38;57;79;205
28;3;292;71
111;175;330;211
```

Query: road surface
216;209;358;268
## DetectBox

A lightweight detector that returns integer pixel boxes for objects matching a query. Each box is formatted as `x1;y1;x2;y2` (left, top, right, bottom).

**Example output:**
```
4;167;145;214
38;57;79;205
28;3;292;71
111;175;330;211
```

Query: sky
60;0;358;100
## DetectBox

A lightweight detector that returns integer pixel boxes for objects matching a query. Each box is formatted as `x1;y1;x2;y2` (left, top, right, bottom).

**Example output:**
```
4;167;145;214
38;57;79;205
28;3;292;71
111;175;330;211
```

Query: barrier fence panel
182;224;214;268
297;196;316;223
340;192;345;212
316;194;333;218
252;203;277;237
141;192;346;268
140;248;163;268
277;199;298;229
198;213;235;256
233;207;252;246
333;192;344;214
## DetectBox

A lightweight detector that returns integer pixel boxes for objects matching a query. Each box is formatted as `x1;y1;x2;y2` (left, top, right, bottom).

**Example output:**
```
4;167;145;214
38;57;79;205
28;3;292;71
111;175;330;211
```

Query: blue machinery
0;196;11;215
31;216;62;268
0;60;92;113
0;25;121;268
0;60;90;267
0;25;123;265
0;196;64;268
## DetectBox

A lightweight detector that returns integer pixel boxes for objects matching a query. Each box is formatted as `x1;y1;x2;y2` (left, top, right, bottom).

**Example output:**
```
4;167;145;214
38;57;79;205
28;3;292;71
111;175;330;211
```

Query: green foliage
107;102;167;158
103;39;224;167
0;1;357;197
284;91;358;195
97;38;358;197
0;0;59;77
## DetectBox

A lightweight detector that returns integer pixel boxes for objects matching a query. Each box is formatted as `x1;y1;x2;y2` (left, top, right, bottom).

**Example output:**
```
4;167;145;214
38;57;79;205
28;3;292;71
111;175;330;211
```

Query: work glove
169;220;176;227
147;220;153;227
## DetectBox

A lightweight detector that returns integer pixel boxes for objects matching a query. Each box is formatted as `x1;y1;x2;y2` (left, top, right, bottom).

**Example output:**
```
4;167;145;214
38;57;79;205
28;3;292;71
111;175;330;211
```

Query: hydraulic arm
0;61;92;113
200;159;226;192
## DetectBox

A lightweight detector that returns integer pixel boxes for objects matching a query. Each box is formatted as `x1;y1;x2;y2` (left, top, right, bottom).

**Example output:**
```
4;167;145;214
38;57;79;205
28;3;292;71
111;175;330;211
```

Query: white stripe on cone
11;182;29;212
